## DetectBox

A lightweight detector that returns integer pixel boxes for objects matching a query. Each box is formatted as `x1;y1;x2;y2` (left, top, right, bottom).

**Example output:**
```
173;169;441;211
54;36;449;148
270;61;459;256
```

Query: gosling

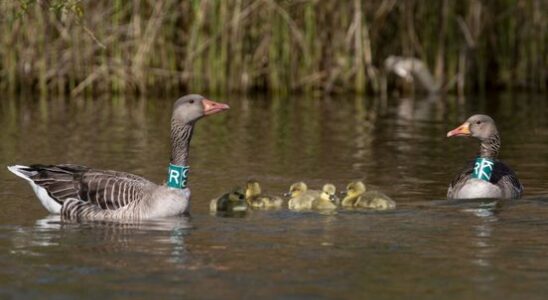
288;182;338;210
341;181;396;210
245;180;283;209
311;184;338;210
287;182;319;210
210;187;248;213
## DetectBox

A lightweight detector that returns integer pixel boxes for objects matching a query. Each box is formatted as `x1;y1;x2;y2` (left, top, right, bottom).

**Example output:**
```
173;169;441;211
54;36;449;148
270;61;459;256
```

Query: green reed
1;0;545;95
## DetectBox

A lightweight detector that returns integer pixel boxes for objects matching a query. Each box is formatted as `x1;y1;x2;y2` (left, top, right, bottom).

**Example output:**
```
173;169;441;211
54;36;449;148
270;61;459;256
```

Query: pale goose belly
145;187;190;218
454;179;503;199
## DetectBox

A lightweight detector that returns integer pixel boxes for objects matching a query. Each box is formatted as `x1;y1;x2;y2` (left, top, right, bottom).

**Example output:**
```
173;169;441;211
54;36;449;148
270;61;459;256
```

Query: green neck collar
472;157;494;182
167;164;189;189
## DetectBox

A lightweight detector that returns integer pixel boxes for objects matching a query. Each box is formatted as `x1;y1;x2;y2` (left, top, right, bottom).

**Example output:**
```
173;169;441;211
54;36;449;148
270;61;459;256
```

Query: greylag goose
341;181;396;210
310;184;338;210
446;114;523;199
7;94;229;220
210;187;248;213
245;180;283;209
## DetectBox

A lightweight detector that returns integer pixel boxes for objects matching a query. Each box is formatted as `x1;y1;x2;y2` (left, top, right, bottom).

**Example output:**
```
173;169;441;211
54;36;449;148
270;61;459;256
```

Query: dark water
1;93;548;299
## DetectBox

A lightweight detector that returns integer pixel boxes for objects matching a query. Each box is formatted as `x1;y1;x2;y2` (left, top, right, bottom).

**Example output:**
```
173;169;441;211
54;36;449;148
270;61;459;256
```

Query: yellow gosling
245;180;283;209
287;182;320;210
311;184;338;210
342;181;396;210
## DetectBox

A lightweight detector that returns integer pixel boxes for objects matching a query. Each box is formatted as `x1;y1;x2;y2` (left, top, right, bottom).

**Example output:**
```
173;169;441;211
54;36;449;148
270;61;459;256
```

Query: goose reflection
424;198;500;276
461;200;501;271
12;215;193;267
396;94;443;122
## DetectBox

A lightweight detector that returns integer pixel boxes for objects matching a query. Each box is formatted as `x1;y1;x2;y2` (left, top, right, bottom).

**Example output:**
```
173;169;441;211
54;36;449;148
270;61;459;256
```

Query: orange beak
447;122;471;137
202;99;230;116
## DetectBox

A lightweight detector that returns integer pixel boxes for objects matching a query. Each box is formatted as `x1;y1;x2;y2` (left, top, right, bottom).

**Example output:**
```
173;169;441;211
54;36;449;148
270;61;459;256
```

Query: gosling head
345;181;367;197
245;180;262;199
321;184;337;202
226;187;247;212
286;182;308;198
227;187;245;201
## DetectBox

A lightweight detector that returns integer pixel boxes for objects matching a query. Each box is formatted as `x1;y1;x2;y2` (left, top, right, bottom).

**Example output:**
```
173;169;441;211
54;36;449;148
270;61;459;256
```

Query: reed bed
0;0;545;95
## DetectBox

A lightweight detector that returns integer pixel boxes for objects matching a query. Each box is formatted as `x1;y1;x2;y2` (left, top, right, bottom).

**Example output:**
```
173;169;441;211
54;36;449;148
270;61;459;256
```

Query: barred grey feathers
24;164;150;211
480;133;501;159
170;122;194;166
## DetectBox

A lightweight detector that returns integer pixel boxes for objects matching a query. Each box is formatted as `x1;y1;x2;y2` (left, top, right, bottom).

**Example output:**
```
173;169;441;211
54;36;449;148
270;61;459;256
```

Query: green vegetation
0;0;545;95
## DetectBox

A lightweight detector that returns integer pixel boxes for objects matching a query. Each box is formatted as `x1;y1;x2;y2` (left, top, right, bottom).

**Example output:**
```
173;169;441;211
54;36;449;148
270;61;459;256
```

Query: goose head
447;114;498;141
321;184;337;202
172;94;230;124
286;182;308;198
245;180;262;199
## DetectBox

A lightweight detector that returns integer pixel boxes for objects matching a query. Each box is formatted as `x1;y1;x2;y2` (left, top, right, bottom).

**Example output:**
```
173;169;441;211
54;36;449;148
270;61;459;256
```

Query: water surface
1;93;548;299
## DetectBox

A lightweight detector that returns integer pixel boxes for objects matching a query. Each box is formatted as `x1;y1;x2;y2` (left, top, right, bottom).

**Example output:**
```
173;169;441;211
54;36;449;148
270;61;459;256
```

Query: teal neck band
472;157;494;182
167;164;189;189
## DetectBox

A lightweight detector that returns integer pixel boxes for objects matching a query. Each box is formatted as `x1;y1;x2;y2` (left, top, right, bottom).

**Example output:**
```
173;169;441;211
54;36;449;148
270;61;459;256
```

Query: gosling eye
475;121;481;125
189;100;195;104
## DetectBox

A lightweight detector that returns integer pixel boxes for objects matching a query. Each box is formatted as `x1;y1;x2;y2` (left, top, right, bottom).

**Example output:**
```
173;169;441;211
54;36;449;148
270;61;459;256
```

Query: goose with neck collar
8;94;230;220
446;114;523;199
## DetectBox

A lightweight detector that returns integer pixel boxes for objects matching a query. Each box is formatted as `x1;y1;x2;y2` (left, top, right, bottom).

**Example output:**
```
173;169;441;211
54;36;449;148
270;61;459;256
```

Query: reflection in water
2;93;548;298
9;215;192;269
472;222;494;269
396;94;446;122
351;96;375;172
463;202;499;271
466;203;499;293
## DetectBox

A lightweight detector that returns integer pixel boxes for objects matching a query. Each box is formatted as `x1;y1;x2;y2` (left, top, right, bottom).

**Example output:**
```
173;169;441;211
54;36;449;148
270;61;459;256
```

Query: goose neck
170;121;195;166
479;133;500;159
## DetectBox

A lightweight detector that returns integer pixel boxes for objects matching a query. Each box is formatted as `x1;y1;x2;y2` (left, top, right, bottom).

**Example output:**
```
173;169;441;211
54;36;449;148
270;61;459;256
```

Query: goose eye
475;121;481;125
189;100;195;104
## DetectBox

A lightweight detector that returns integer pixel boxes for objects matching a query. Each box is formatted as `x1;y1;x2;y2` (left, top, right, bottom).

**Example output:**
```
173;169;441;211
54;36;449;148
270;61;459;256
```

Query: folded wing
18;164;153;210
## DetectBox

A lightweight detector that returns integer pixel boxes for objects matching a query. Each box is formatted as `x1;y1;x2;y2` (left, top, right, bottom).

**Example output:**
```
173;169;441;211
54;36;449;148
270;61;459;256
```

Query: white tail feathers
7;164;61;214
7;165;35;182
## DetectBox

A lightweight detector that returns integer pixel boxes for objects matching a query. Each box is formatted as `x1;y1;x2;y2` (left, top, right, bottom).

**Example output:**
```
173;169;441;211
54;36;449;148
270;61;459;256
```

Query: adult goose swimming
446;114;523;199
7;94;230;220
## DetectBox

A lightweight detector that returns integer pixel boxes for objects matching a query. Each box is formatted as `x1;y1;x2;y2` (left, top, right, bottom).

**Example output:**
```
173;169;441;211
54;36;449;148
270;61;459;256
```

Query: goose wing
491;161;523;199
447;161;474;199
18;164;153;210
